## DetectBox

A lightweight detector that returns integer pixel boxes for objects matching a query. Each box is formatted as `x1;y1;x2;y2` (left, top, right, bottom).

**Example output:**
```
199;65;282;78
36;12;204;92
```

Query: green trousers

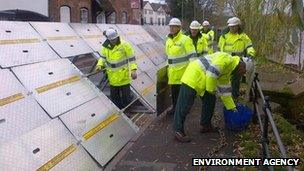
173;84;216;132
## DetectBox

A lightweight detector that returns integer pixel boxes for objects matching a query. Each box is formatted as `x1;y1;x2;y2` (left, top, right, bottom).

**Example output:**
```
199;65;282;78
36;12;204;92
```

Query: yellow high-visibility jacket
188;32;209;59
165;30;196;85
218;31;255;58
96;39;137;86
181;52;240;110
202;29;215;54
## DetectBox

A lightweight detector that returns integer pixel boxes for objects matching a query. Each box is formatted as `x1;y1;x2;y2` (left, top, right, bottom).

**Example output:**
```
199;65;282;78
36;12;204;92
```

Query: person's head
105;28;119;45
202;20;210;32
189;20;201;37
227;17;241;34
169;18;182;35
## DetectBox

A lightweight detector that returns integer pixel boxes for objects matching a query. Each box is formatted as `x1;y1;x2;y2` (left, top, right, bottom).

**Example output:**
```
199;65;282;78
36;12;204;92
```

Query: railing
250;73;293;171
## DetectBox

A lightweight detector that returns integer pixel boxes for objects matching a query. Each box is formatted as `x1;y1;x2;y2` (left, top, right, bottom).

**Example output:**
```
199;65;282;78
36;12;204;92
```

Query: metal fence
250;73;293;171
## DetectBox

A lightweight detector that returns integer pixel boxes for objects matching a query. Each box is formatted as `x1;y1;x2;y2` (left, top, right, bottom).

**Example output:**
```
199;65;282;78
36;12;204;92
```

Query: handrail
250;73;293;171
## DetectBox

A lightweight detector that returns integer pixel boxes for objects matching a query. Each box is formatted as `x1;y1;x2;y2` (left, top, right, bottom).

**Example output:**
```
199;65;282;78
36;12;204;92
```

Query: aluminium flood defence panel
60;97;137;166
0;69;50;144
116;24;154;45
70;23;103;52
96;24;129;43
47;39;93;58
133;45;157;73
0;119;101;171
131;72;156;109
30;22;93;57
138;42;166;66
0;21;59;67
12;59;97;117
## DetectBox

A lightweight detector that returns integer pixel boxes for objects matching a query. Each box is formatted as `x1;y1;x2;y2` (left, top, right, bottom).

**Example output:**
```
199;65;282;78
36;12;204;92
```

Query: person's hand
95;65;103;72
231;108;238;113
131;70;137;80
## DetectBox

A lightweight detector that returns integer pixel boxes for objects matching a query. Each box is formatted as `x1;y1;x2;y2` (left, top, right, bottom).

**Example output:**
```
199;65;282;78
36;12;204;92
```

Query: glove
230;108;238;113
131;70;137;80
95;65;103;72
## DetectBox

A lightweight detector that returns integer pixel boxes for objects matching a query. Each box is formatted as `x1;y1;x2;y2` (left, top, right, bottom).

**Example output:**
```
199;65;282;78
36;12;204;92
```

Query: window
96;11;106;23
60;6;70;23
80;8;88;23
149;10;153;14
162;18;165;25
150;17;153;25
145;10;147;14
158;18;160;25
108;12;116;24
144;17;146;24
121;11;128;24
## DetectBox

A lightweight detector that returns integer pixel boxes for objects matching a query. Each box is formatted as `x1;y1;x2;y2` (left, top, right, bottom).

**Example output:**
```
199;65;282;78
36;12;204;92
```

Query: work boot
174;131;191;143
200;124;218;133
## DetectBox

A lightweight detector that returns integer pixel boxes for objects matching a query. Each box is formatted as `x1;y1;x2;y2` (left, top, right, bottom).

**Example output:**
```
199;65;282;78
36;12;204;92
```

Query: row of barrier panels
0;21;170;170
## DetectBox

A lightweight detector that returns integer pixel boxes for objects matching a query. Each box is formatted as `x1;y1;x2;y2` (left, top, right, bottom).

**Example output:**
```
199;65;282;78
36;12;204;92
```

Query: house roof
143;1;149;7
150;3;162;11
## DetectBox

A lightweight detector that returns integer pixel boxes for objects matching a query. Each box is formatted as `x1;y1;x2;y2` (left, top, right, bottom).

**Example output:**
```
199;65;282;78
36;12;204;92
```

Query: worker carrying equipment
173;52;246;142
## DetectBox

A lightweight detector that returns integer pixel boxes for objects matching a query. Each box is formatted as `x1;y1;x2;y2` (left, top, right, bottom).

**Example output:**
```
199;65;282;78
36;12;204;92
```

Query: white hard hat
190;20;201;29
202;20;210;26
169;18;181;26
105;28;119;40
227;17;241;27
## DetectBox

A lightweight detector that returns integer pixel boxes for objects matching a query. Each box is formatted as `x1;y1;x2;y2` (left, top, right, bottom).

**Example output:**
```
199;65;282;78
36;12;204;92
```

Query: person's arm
124;42;137;79
218;35;225;52
95;47;106;71
184;36;196;58
244;34;255;58
205;63;221;94
217;77;236;110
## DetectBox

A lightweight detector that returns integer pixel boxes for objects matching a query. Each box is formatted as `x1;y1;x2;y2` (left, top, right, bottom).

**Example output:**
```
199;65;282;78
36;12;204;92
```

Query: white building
143;1;167;25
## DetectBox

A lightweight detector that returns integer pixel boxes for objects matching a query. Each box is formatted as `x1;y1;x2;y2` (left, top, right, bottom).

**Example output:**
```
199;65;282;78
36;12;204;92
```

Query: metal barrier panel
0;119;101;171
12;59;97;118
0;21;59;67
156;66;171;115
138;42;166;66
0;69;51;144
142;25;164;41
116;24;154;45
145;67;158;83
70;23;103;52
96;24;127;40
133;45;157;74
30;22;93;57
60;97;137;166
148;25;169;40
131;72;156;109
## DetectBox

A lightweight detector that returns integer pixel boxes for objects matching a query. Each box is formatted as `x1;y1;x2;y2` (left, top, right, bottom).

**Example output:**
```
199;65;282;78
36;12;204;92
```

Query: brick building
49;0;92;23
0;0;142;24
49;0;141;24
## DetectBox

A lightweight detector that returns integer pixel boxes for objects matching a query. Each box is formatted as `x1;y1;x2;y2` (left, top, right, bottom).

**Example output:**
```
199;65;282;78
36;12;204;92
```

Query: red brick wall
109;0;140;24
49;0;92;23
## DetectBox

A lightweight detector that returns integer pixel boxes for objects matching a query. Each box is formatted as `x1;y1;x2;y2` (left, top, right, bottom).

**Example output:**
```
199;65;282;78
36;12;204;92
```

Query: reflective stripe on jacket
165;30;196;85
97;39;137;86
181;52;240;110
218;31;255;58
